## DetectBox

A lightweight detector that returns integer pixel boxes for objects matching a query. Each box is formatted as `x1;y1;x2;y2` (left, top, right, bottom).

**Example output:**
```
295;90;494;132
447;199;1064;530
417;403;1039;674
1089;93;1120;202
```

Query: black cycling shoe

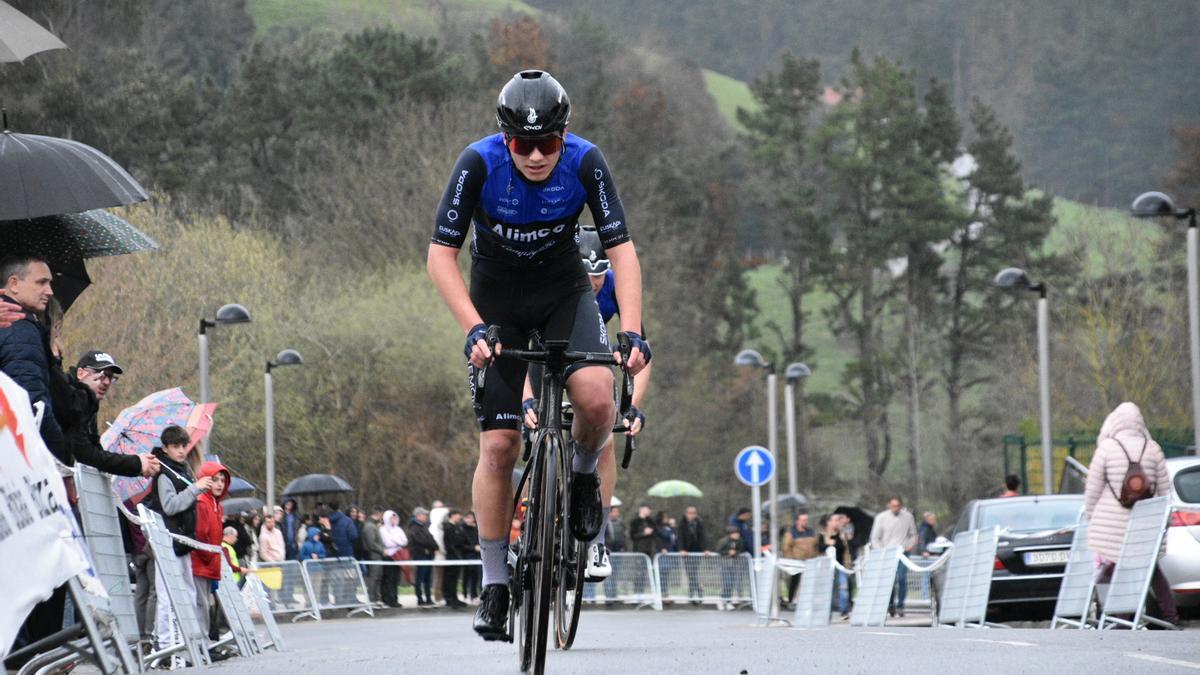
569;471;603;541
473;584;510;641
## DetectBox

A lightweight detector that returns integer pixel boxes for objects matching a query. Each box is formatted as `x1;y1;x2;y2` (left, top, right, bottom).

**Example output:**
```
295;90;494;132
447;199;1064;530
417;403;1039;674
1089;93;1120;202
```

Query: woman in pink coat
1084;402;1177;625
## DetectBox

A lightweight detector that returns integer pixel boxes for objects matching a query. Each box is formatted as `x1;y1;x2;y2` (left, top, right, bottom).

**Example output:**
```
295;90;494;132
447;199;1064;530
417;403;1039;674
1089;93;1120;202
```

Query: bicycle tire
514;456;543;672
555;537;586;649
530;433;560;675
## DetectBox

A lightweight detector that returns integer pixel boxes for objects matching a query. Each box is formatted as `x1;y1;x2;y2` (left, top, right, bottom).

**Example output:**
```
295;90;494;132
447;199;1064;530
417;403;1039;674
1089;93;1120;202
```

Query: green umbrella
646;480;703;498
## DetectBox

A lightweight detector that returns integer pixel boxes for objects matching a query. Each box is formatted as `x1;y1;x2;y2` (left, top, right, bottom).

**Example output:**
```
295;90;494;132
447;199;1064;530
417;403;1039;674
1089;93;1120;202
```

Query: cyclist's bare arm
427;243;496;367
606;242;647;374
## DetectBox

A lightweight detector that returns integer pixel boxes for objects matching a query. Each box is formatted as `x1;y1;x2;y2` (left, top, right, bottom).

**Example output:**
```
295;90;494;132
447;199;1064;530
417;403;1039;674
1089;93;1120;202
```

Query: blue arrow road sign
735;445;774;487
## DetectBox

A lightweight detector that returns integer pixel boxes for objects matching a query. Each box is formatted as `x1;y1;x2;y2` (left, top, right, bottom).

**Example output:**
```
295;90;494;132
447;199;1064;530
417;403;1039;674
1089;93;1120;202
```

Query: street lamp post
197;303;251;454
1132;191;1200;455
995;268;1053;494
734;349;779;559
265;349;304;508
784;362;812;496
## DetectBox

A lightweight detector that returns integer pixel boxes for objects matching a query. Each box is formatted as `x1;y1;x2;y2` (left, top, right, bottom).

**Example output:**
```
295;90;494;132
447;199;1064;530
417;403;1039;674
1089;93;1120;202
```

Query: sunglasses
582;257;611;275
87;368;119;383
507;133;564;157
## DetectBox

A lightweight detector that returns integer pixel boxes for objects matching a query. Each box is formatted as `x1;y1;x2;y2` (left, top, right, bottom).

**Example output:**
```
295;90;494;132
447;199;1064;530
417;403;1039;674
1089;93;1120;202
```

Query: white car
1161;456;1200;607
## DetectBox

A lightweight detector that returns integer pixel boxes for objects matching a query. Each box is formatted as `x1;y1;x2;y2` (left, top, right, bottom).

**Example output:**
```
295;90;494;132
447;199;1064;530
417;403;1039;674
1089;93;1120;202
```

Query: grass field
701;68;758;131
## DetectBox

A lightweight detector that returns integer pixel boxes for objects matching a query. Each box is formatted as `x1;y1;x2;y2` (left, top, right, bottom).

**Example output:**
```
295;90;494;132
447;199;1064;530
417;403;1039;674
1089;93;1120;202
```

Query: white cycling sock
480;537;510;586
589;522;606;549
570;438;607;474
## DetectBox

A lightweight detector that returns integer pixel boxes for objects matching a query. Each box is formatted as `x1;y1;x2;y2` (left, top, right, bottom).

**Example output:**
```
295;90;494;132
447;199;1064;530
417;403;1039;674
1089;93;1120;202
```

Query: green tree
814;51;949;491
936;100;1056;504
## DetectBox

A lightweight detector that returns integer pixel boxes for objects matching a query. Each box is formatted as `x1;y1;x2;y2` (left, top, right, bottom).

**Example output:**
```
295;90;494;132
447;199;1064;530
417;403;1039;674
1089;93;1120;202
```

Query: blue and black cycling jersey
431;133;629;268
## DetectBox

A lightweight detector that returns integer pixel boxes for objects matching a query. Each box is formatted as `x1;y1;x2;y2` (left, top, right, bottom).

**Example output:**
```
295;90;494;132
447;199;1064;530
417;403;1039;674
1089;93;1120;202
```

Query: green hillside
248;0;536;33
745;198;1145;395
702;68;757;131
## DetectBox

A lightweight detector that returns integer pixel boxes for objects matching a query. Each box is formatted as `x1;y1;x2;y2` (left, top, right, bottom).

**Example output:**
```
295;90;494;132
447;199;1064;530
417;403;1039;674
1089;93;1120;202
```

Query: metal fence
1051;522;1095;629
651;552;752;609
1003;432;1193;495
791;556;833;629
73;464;140;644
252;560;321;621
244;575;287;652
937;527;1000;628
138;505;211;667
212;558;262;658
1098;496;1173;630
301;557;375;618
583;552;662;610
850;547;900;627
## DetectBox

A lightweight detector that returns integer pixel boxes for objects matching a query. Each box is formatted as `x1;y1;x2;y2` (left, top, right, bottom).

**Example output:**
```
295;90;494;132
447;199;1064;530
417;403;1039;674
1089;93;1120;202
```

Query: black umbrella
227;476;257;497
223;496;264;515
0;126;149;220
760;492;809;517
281;473;354;497
834;505;875;551
0;209;159;309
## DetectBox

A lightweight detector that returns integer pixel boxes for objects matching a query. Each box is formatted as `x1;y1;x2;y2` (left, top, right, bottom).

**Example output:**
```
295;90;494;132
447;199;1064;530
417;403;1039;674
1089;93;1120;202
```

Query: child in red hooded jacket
191;461;230;638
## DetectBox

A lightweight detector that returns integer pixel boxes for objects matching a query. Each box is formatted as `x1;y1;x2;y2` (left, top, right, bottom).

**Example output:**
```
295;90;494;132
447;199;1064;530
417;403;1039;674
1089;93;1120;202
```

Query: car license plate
1023;550;1068;566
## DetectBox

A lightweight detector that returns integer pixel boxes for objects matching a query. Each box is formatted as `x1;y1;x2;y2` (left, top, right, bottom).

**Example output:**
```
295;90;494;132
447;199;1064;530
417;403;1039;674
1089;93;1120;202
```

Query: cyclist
427;70;651;641
521;227;651;583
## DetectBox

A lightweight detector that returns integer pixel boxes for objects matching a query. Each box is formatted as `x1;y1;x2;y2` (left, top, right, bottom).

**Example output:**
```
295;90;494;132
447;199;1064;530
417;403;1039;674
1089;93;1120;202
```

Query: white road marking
862;631;911;637
1125;653;1200;670
960;638;1037;647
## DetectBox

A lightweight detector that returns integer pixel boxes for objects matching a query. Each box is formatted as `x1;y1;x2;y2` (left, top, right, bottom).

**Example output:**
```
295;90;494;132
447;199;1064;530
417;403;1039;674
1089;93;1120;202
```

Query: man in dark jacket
361;508;386;604
406;507;438;606
679;506;707;603
0;254;63;455
629;505;656;594
282;498;301;559
52;350;158;477
324;504;360;559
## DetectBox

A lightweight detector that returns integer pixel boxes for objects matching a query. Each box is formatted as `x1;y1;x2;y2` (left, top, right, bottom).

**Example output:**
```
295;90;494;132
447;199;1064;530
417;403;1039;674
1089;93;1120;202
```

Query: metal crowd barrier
244;575;287;651
850;547;901;627
12;576;139;675
212;558;262;658
301;557;375;618
1051;522;1095;629
652;552;751;609
1098;496;1173;630
138;505;211;667
73;465;141;645
937;527;1000;628
583;552;662;610
791;555;834;629
252;560;321;622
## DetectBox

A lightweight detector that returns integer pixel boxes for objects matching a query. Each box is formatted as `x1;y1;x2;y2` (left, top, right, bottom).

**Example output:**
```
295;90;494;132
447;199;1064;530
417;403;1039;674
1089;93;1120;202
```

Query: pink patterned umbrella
102;388;217;501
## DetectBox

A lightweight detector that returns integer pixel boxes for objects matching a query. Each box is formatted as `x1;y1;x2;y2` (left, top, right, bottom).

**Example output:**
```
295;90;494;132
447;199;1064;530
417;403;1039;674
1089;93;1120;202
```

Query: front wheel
555;534;586;649
529;433;560;674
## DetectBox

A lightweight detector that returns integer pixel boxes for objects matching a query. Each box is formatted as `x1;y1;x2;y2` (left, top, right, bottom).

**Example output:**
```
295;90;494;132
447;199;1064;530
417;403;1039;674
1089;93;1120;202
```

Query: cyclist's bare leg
598;435;616;513
473;428;521;585
565;366;616;457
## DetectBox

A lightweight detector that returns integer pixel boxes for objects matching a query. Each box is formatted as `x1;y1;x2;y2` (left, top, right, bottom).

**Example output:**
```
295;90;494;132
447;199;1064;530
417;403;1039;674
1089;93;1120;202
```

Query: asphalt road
185;606;1200;675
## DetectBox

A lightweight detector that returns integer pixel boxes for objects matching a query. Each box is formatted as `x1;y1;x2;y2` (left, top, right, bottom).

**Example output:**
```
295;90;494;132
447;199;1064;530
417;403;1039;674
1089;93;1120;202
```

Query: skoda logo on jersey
527;108;538;124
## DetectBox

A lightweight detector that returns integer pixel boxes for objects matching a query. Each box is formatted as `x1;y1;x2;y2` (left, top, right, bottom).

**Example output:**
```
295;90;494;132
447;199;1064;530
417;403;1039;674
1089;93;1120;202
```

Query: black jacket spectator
630;514;657;556
0;297;63;454
680;517;706;553
406;517;438;560
443;521;467;560
47;359;141;475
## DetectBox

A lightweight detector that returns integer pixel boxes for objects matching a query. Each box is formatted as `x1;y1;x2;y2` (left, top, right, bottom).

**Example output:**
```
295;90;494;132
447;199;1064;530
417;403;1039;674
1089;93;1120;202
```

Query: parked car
939;494;1084;618
1161;456;1200;608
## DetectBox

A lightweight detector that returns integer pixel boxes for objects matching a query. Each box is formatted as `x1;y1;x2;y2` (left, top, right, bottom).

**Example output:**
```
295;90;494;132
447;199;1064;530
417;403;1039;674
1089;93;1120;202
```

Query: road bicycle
475;326;637;674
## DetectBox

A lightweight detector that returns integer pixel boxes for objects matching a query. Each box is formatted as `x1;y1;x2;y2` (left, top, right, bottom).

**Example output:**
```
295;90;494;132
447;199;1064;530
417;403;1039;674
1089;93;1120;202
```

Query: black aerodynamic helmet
496;70;571;138
578;226;610;276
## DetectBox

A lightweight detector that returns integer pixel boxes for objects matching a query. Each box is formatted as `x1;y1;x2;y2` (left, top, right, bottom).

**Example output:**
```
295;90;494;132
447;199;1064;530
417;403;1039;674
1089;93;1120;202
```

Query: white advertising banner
0;372;89;656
